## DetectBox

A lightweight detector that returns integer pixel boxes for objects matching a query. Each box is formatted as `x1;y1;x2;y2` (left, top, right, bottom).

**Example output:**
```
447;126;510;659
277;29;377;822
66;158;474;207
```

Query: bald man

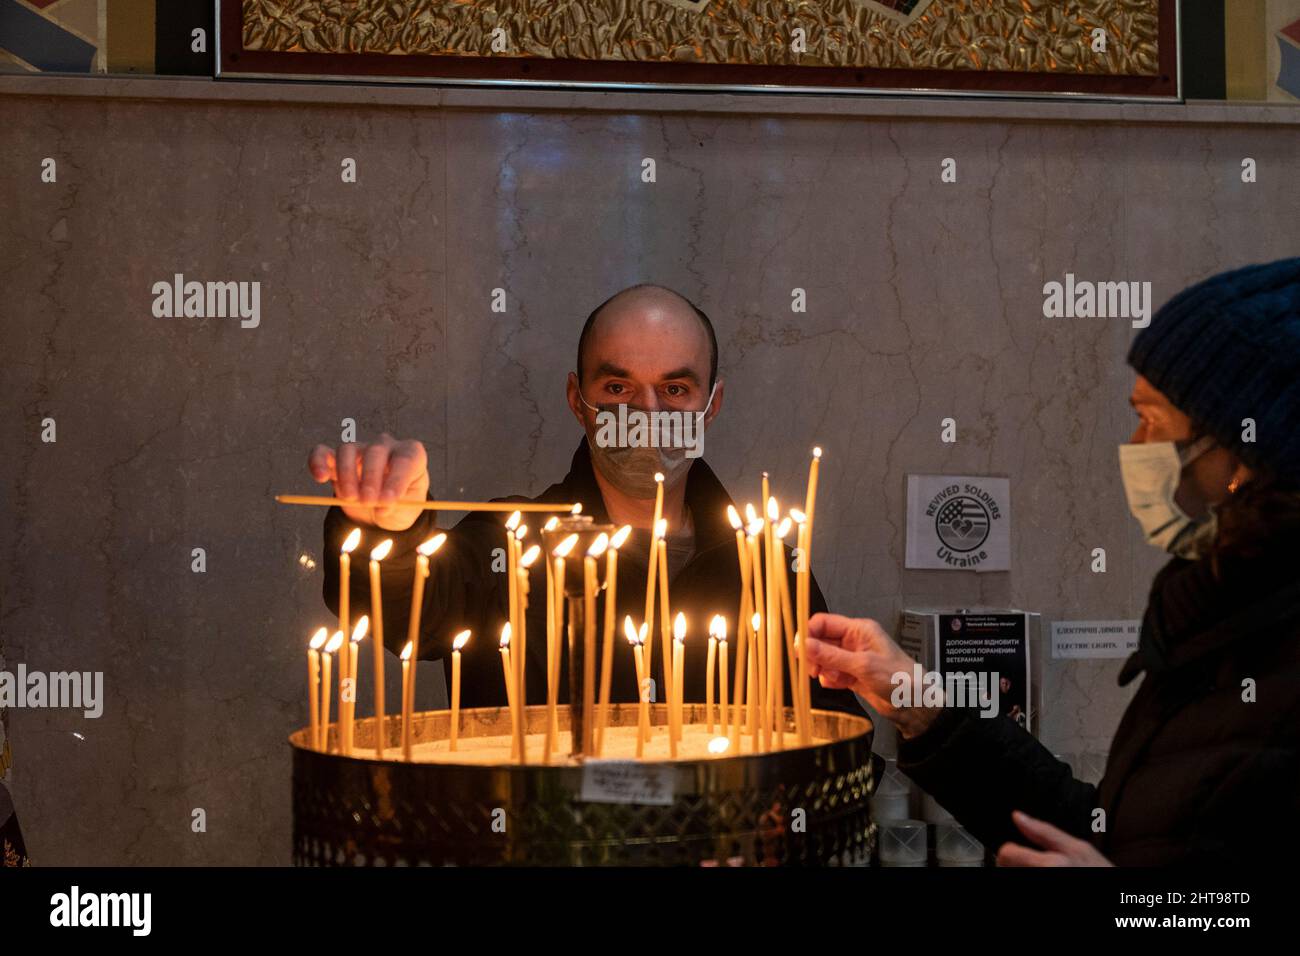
311;284;860;717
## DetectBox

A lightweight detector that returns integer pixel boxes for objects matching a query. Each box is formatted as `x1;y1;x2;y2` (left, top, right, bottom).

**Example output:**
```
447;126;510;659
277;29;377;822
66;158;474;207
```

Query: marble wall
2;79;1297;864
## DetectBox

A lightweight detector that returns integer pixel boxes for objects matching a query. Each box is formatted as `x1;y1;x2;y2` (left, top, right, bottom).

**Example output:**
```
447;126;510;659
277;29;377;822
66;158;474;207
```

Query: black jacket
323;439;862;717
897;551;1300;865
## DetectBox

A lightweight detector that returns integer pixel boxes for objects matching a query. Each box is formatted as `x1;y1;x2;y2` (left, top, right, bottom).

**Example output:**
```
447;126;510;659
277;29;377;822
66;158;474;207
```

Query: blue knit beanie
1128;257;1300;478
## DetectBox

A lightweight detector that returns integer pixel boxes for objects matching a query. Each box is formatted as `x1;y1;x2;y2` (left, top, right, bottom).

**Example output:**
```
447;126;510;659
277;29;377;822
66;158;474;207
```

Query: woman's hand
996;811;1113;867
803;613;938;739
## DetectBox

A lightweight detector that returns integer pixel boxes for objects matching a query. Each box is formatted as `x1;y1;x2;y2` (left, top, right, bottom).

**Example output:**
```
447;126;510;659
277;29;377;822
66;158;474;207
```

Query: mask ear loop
1177;434;1218;468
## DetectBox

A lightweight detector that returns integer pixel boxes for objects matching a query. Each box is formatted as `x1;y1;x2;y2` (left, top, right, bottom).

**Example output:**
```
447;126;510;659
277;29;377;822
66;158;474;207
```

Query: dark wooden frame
217;0;1179;99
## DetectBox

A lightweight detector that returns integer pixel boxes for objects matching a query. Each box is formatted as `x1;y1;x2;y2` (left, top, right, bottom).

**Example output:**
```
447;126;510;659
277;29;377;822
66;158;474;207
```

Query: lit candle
626;617;648;759
727;506;752;747
512;522;529;766
367;539;393;758
746;520;767;748
544;516;558;740
405;533;447;753
516;540;539;765
307;627;327;751
791;507;811;744
749;611;762;750
504;512;522;760
321;630;344;753
766;494;781;749
774;515;800;744
706;616;719;733
399;641;413;759
596;525;631;754
656;518;671;737
338;527;361;642
345;615;368;756
671;612;686;757
583;533;609;754
544;533;578;763
802;447;821;736
500;622;518;761
643;472;664;663
717;617;729;748
449;629;470;752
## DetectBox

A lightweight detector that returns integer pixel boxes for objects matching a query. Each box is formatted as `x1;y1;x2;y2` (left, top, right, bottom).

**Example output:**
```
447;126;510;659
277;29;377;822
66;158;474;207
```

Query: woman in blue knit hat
804;257;1300;866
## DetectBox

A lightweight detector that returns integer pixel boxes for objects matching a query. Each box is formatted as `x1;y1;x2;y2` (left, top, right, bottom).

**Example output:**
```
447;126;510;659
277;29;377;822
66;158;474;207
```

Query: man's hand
803;613;937;739
308;433;430;532
996;810;1113;867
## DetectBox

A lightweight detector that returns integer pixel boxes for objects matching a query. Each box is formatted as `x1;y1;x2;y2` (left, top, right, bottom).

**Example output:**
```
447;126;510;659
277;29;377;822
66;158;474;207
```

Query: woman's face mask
579;383;717;499
1117;435;1219;559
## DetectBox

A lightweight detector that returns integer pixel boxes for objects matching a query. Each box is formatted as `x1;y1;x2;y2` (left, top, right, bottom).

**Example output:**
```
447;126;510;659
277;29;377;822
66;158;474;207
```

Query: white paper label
579;760;675;806
905;474;1011;572
1050;620;1140;659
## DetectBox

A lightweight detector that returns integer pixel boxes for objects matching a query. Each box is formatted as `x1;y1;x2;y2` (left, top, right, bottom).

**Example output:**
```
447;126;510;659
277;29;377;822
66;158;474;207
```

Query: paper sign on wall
905;474;1011;572
1050;620;1140;659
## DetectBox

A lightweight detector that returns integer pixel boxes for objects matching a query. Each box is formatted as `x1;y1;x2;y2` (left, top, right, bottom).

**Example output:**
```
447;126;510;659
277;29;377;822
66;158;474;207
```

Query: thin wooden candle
504;514;522;762
670;613;685;758
774;516;801;743
802;448;821;730
338;527;361;652
717;620;729;749
307;628;327;751
543;534;578;763
500;623;518;761
627;618;648;759
321;630;343;754
399;641;413;759
792;509;811;744
449;629;470;752
746;525;767;748
706;618;718;733
749;611;761;750
404;534;445;750
583;534;608;755
766;495;781;749
345;616;368;756
543;516;559;739
642;472;664;666
656;520;671;736
516;540;539;765
596;525;631;754
277;494;578;514
367;539;393;757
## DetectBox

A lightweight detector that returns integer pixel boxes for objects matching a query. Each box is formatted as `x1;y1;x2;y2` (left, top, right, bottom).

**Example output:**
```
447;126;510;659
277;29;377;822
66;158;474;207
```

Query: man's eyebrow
593;362;631;379
660;367;701;385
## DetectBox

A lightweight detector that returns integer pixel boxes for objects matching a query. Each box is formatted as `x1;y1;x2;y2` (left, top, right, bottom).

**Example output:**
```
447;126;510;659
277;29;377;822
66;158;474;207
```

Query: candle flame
351;615;369;642
515;524;527;540
655;517;668;540
751;612;762;633
767;496;779;521
326;631;345;654
553;533;579;558
505;510;521;531
673;612;686;643
341;528;362;554
309;627;328;650
744;503;758;525
726;504;742;530
401;641;413;661
499;621;512;648
544;516;559;532
520;544;541;568
708;736;731;755
452;629;471;651
654;472;664;484
813;446;823;459
417;533;446;557
624;616;641;645
745;519;763;537
587;532;609;558
709;614;727;639
571;503;583;515
369;538;393;562
610;524;632;550
789;507;807;524
775;517;792;539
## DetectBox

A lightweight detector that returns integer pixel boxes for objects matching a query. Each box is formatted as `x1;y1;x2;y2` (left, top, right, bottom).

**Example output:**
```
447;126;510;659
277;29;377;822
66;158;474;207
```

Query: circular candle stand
291;703;877;866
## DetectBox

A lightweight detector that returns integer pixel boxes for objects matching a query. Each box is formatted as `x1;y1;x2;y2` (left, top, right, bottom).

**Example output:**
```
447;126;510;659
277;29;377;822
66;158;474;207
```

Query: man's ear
703;378;724;429
566;372;588;428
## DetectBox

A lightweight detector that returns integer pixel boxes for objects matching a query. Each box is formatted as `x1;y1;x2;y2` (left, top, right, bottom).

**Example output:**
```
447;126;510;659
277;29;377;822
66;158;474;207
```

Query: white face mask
578;383;717;499
1118;435;1219;559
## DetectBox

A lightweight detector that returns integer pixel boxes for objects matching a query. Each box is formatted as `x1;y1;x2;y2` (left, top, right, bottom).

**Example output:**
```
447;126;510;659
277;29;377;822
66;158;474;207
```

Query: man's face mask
579;382;718;499
1117;434;1219;560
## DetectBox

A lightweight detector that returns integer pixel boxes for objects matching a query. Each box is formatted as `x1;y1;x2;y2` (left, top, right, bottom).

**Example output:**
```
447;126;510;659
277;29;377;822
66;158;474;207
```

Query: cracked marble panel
2;93;1297;863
